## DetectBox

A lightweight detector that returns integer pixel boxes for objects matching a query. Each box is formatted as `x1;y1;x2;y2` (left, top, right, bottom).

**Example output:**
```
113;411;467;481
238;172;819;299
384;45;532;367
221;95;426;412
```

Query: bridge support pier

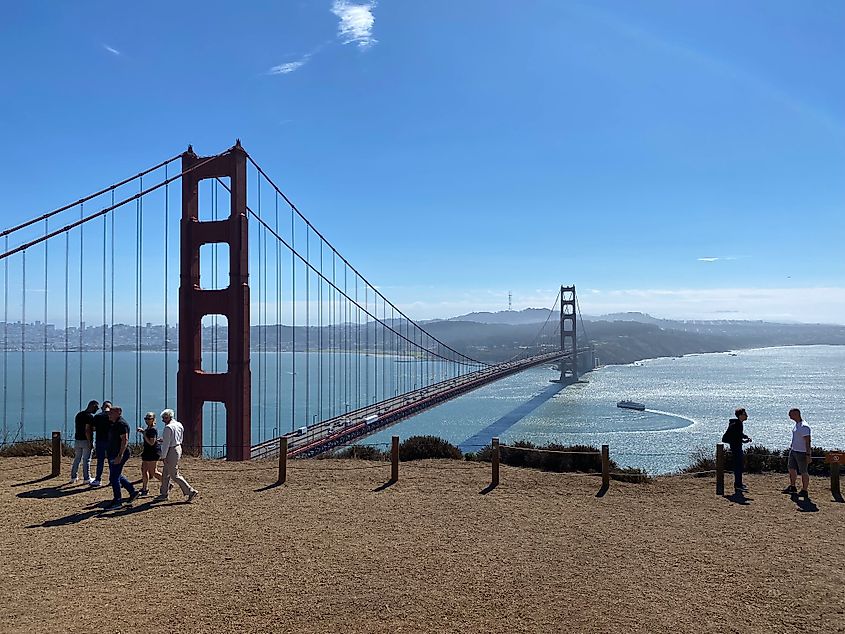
177;142;251;460
553;285;578;385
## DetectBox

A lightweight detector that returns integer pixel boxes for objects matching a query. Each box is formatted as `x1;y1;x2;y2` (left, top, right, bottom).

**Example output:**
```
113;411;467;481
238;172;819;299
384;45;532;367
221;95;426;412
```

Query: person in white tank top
786;408;812;498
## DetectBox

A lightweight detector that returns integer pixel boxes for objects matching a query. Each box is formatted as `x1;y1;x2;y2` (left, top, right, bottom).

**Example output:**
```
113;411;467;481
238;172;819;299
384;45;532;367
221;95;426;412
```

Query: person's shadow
16;482;94;500
11;474;57;488
724;490;752;506
26;498;179;528
790;492;819;513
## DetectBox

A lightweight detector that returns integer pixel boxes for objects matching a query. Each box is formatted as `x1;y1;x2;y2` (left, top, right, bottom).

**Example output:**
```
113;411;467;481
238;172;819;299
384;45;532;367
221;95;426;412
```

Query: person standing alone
155;409;198;503
786;408;812;498
106;406;138;509
723;407;752;492
70;400;98;484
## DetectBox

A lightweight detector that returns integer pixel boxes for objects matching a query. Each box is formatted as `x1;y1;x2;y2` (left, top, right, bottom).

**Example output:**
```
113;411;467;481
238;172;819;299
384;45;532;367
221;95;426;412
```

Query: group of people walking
70;400;199;509
723;407;813;497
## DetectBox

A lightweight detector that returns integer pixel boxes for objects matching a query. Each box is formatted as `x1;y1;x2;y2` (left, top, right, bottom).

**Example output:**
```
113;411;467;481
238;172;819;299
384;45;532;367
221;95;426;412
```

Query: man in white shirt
155;408;198;503
786;408;812;498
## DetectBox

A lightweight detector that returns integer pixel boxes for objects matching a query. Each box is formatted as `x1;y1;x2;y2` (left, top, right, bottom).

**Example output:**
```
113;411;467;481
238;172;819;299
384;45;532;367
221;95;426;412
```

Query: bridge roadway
250;350;572;459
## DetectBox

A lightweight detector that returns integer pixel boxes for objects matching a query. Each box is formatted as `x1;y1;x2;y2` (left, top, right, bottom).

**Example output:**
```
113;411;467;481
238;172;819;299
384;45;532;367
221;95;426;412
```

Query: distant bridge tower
177;142;251;460
557;285;577;384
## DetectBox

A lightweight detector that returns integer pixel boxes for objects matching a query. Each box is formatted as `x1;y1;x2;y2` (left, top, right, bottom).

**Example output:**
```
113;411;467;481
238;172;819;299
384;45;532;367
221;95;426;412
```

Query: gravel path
1;456;843;633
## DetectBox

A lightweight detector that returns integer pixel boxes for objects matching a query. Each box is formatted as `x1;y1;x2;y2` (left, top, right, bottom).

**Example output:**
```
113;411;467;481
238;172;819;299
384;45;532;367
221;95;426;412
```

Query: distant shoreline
600;342;845;369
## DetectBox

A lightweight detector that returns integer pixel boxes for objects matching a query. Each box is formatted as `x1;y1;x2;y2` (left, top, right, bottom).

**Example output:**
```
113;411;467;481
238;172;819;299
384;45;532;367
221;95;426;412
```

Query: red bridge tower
177;142;251;460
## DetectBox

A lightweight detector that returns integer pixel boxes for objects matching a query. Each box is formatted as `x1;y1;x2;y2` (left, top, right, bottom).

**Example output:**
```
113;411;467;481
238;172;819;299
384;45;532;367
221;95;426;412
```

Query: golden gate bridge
0;141;589;459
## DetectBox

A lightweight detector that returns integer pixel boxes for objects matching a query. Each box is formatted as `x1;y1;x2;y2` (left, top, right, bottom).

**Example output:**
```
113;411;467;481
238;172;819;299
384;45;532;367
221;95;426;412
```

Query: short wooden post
391;435;399;482
601;444;610;488
51;431;61;477
715;443;725;496
491;437;500;487
277;436;288;484
826;452;842;496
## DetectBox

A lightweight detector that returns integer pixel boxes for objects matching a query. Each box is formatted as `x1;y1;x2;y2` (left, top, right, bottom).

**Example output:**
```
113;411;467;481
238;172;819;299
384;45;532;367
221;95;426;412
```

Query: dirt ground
1;456;843;634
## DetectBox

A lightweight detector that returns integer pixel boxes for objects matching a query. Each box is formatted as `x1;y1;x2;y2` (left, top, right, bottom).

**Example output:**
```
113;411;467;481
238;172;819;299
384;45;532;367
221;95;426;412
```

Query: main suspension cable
0;154;181;240
244;156;485;367
0;153;227;262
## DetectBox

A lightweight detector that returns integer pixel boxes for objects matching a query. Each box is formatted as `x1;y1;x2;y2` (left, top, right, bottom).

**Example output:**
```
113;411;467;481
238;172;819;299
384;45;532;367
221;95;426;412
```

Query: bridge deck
251;351;571;459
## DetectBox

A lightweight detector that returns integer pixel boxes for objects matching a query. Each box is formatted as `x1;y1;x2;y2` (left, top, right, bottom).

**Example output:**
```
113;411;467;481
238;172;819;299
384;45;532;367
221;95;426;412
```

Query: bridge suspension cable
1;142;575;459
0;149;227;447
0;154;225;262
244;155;486;368
502;287;563;364
0;154;181;242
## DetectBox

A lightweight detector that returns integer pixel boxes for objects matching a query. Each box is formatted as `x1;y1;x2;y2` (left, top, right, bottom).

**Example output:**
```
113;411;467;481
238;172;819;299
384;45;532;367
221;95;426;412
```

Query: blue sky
1;1;844;323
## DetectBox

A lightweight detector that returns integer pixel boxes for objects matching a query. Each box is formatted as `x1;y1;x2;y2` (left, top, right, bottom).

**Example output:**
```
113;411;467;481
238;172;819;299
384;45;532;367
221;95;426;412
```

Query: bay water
2;345;843;473
365;345;845;473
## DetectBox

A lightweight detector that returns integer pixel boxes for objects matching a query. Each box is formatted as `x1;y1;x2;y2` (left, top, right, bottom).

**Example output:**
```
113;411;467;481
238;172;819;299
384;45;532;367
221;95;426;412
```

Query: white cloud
103;44;121;56
331;1;377;49
268;56;310;75
697;256;739;262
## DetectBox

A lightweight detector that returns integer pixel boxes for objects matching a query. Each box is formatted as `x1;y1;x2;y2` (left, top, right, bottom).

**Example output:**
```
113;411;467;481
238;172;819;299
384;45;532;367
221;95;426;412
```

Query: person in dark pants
723;407;752;492
70;400;98;484
90;401;112;487
105;405;138;509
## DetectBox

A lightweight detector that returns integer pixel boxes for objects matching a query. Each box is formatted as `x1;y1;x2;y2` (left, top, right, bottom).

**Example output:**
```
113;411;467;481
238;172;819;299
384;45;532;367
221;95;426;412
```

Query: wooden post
491;437;500;487
277;436;287;484
715;443;725;496
601;444;610;488
391;435;399;482
51;431;61;477
826;452;842;496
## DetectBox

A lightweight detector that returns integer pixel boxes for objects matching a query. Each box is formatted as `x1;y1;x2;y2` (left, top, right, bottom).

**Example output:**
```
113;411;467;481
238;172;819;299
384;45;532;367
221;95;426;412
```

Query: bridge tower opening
177;142;251;460
556;285;577;385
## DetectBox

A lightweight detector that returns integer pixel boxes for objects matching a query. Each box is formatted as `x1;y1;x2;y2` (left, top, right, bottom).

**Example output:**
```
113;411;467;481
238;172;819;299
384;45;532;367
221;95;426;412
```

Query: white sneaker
69;477;79;484
89;479;101;486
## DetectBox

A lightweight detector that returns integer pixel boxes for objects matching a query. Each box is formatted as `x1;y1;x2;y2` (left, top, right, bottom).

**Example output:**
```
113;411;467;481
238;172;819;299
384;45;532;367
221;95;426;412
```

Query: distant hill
425;313;845;365
446;308;553;325
590;311;665;325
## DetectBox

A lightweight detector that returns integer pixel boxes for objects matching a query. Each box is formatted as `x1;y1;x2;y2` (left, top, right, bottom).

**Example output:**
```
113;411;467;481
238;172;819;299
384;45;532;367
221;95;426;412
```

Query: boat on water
617;400;646;411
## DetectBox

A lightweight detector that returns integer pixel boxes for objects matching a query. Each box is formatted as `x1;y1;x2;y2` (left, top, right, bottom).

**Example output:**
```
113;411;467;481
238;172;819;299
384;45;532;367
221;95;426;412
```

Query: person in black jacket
724;408;752;492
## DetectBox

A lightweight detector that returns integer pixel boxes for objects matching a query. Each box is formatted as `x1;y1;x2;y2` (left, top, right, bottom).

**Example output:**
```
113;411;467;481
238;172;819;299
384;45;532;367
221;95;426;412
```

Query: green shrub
722;445;835;476
681;446;717;475
326;445;388;461
469;439;649;482
398;436;462;461
498;441;603;472
0;440;74;458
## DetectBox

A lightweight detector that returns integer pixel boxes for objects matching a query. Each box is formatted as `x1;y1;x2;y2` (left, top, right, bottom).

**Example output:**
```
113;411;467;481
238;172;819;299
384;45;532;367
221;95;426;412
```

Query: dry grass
1;456;844;634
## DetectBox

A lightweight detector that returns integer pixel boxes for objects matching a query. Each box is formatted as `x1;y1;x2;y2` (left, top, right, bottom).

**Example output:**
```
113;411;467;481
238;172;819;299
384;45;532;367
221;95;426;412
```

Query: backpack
721;420;737;444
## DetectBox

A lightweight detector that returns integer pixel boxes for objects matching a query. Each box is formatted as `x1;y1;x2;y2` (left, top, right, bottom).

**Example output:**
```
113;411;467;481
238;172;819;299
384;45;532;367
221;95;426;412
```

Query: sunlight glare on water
366;345;845;474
